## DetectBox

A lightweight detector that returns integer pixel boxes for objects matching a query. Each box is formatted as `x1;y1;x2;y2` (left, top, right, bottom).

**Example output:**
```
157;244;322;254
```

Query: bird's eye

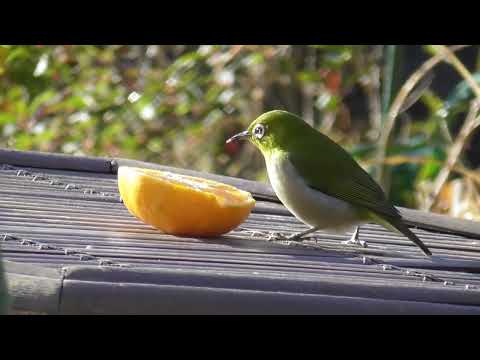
253;124;265;139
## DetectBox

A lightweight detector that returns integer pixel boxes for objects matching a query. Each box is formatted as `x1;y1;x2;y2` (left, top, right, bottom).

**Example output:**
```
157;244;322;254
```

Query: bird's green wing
288;131;400;219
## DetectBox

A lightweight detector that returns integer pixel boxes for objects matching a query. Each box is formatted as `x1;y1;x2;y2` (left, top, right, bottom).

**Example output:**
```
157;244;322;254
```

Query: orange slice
117;166;256;236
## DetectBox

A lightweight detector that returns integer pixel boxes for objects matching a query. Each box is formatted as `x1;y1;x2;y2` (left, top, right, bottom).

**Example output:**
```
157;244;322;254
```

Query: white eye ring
253;124;265;139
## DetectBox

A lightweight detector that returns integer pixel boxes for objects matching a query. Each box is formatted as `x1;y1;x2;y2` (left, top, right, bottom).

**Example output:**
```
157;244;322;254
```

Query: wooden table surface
1;149;480;314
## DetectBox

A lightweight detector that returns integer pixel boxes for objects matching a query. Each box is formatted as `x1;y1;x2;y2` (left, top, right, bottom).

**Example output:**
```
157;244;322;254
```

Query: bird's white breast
265;152;361;232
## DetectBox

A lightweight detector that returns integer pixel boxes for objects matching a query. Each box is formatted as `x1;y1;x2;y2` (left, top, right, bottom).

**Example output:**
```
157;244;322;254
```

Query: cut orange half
117;166;256;237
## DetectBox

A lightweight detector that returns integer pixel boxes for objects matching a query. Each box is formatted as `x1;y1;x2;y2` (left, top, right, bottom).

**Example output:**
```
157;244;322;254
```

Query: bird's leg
265;231;285;241
268;226;319;242
341;226;367;248
286;226;320;242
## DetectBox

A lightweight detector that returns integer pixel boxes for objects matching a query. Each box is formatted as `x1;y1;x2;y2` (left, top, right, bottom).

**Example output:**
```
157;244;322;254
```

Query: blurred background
0;45;479;220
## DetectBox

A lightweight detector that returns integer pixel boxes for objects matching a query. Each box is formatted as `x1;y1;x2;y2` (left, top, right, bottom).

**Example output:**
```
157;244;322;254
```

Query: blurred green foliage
0;45;479;211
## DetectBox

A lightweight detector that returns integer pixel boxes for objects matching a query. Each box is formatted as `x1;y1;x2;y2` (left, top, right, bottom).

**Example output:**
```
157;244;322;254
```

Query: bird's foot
265;232;289;241
285;233;306;242
241;229;302;242
263;231;307;242
341;238;367;247
282;227;320;243
257;227;319;243
341;227;368;248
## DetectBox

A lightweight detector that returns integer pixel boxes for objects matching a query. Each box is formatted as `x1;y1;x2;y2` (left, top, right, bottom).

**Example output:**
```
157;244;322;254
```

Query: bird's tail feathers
368;212;432;256
388;219;432;256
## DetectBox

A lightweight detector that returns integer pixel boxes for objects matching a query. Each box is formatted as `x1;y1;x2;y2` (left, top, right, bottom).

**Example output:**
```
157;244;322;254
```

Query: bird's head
226;110;310;155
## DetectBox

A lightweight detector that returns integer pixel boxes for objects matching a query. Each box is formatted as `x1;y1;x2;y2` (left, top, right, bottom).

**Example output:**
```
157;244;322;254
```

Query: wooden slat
59;279;480;315
5;259;479;314
3;260;62;314
0;252;7;315
0;148;112;173
2;150;480;314
59;265;480;312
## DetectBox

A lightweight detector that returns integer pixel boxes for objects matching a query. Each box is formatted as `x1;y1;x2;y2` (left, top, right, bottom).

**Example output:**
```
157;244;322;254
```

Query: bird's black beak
226;130;250;144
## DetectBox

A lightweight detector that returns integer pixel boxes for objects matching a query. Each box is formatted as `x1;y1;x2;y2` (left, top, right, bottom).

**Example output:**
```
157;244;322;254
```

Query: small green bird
227;110;431;256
